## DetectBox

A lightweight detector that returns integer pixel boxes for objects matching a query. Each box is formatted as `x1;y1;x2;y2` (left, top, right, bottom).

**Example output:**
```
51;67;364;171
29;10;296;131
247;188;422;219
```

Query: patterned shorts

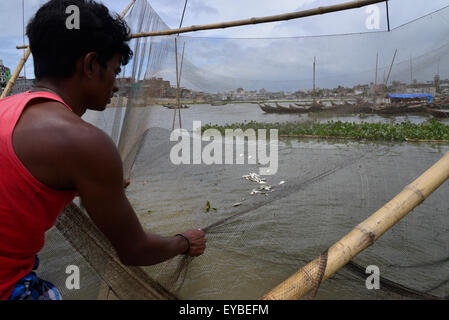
9;255;62;300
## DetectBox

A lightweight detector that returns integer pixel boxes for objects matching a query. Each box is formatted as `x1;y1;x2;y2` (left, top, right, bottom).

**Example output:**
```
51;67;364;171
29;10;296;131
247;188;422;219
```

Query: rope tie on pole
309;249;329;300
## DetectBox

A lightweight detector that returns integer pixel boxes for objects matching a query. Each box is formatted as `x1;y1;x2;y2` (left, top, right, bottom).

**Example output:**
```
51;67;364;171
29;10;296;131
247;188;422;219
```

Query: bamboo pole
2;0;136;99
172;38;180;130
120;0;137;19
16;0;386;49
130;0;385;39
130;0;386;39
385;48;397;86
313;56;316;97
178;42;186;129
375;52;378;87
261;150;449;300
171;40;186;130
0;47;31;99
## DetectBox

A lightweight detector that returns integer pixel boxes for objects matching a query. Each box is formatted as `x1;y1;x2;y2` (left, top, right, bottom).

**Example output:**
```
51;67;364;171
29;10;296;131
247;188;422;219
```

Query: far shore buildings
1;59;33;95
116;77;199;103
110;74;444;104
0;60;11;88
11;77;33;95
0;56;445;102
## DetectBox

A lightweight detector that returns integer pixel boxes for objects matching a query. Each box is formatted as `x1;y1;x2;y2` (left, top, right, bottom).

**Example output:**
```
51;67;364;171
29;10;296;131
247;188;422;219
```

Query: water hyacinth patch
202;119;449;142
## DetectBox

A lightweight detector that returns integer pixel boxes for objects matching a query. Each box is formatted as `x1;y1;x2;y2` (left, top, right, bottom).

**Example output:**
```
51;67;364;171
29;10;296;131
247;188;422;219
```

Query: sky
1;0;448;92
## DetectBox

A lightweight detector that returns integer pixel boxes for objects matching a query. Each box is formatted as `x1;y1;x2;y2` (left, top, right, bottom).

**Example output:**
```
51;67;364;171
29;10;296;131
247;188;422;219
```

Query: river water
39;103;449;299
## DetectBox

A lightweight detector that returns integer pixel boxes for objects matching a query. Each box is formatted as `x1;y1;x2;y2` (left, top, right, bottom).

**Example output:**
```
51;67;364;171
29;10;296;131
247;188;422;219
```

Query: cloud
1;0;448;90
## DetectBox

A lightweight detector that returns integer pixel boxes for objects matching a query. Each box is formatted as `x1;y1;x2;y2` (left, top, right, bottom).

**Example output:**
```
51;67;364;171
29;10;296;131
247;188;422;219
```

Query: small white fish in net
250;185;273;195
242;173;266;184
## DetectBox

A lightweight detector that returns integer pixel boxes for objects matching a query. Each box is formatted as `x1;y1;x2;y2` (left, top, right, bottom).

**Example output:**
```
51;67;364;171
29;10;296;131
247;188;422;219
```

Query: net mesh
33;0;449;299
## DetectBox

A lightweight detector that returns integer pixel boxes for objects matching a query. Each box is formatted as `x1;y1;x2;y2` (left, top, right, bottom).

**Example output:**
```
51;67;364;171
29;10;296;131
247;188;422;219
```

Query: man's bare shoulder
13;100;122;189
18;100;116;156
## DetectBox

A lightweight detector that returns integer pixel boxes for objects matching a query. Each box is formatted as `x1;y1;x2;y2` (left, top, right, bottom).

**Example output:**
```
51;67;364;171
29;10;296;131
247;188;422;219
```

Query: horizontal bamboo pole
129;0;386;39
17;0;386;50
261;150;449;300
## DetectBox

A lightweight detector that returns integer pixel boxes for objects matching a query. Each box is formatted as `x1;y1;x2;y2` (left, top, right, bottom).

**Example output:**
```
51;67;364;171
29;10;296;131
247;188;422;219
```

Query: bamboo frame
16;0;386;50
120;0;137;19
171;38;186;130
178;43;186;129
0;47;30;99
261;150;449;300
2;0;136;98
129;0;386;39
172;38;180;130
385;48;398;86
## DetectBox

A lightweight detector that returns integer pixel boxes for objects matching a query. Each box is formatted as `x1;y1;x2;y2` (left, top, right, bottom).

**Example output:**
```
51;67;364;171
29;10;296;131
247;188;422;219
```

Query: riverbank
201;119;449;142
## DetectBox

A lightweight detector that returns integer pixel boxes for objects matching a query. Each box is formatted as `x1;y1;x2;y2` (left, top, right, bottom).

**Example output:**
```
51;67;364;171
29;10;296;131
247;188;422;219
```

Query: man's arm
67;124;206;266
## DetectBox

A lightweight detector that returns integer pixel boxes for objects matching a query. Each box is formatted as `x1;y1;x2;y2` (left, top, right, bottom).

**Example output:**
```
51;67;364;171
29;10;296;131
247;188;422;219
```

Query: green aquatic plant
204;200;217;213
201;119;449;142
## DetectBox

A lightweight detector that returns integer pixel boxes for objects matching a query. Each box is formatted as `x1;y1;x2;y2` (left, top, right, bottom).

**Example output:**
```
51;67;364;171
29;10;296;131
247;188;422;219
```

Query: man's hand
178;229;206;257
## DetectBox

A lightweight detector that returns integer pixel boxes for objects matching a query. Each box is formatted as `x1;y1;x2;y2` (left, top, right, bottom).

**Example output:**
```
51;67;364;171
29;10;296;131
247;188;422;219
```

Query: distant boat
258;103;277;113
289;104;308;113
210;101;227;106
308;100;325;112
405;103;426;113
163;104;189;109
387;93;433;104
275;102;295;113
258;99;431;115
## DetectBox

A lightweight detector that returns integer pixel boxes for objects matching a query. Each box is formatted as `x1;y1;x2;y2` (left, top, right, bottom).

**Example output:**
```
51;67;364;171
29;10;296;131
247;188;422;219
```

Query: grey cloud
186;0;219;17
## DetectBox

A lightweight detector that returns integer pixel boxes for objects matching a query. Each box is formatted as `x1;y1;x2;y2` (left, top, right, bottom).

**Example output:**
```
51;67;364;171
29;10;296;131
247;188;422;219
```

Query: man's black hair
27;0;133;79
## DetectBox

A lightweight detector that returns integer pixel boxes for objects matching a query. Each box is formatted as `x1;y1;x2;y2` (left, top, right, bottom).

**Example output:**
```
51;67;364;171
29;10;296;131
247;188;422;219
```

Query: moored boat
163;104;190;109
289;104;309;113
258;103;277;113
275;102;294;113
424;106;449;118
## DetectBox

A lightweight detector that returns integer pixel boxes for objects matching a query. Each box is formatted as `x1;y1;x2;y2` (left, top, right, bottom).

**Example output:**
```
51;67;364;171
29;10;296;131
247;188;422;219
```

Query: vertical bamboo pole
373;52;378;104
375;52;378;87
177;42;186;129
313;56;316;98
172;38;180;131
385;0;391;32
1;0;136;99
261;151;449;300
22;0;27;89
385;48;397;87
171;40;186;130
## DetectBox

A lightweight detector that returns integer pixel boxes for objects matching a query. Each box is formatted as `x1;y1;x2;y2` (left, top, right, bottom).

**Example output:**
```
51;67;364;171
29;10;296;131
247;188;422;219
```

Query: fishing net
30;0;449;299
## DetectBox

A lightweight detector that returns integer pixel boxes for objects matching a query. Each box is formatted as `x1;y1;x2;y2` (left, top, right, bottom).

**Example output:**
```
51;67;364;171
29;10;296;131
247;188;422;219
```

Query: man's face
86;53;121;111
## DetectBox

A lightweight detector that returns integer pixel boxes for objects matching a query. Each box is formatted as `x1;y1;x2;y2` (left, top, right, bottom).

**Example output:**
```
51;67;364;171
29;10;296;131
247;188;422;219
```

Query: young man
0;0;206;300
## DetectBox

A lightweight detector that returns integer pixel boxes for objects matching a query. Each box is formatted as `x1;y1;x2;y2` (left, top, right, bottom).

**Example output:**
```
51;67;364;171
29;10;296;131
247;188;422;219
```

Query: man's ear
82;52;99;79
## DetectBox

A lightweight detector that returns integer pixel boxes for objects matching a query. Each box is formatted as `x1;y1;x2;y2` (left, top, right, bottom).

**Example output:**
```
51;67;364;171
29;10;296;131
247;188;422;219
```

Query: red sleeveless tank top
0;91;77;299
